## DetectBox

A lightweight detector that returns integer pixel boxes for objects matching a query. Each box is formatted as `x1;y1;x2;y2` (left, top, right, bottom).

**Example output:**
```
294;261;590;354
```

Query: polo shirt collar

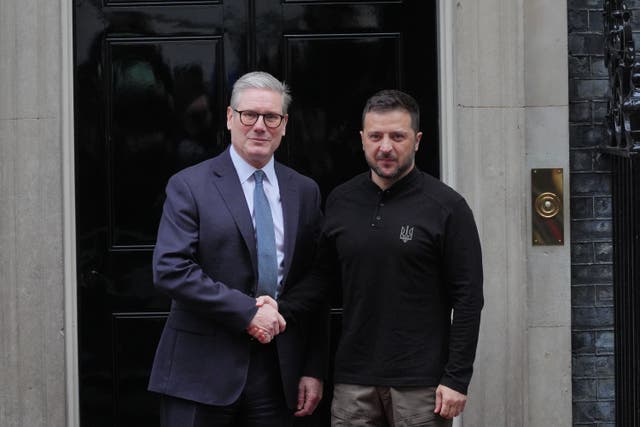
367;166;420;192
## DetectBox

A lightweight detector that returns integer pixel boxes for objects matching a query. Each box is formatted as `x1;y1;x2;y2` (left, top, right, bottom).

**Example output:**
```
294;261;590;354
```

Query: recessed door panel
106;37;224;247
113;314;168;425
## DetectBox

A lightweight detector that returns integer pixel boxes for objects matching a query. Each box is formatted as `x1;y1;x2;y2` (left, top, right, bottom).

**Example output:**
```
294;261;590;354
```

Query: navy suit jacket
148;148;326;409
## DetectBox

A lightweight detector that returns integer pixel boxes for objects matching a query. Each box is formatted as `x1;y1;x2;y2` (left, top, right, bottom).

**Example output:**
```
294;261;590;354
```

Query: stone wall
452;1;573;425
0;1;67;426
568;0;616;425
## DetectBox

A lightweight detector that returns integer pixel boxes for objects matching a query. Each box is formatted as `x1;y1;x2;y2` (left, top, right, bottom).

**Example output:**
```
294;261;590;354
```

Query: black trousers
160;342;292;427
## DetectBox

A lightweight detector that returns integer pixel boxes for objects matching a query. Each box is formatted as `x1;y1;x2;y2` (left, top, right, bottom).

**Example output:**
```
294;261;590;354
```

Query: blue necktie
253;170;278;298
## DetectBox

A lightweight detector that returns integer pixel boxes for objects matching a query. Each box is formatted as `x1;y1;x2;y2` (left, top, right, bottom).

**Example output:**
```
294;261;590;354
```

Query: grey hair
229;71;292;114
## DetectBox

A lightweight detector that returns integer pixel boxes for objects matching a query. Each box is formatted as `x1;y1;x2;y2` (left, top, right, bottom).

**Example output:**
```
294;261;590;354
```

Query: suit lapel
276;163;299;286
210;150;258;271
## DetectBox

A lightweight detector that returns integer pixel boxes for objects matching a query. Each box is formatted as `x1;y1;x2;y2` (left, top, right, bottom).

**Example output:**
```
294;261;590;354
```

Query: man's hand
246;297;286;344
434;384;466;419
255;295;278;309
294;376;323;417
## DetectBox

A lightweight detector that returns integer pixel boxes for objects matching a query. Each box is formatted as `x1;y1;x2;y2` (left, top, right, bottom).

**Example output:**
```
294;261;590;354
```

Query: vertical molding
3;0;68;424
437;3;461;426
449;0;529;425
523;0;572;425
437;0;457;189
61;0;79;425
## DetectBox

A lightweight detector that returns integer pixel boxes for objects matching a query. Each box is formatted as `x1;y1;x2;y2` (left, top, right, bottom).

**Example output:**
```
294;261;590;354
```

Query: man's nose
379;137;393;151
252;115;267;130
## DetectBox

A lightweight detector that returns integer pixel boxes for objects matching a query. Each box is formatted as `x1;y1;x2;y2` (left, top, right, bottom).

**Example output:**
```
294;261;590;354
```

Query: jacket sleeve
278;225;337;323
300;303;331;380
153;174;258;332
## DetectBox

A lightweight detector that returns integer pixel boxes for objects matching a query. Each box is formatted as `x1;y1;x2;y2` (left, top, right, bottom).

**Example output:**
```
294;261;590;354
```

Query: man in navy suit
149;71;326;426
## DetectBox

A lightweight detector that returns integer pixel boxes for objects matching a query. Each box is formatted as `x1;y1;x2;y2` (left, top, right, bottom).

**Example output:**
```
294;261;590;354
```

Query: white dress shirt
229;145;285;297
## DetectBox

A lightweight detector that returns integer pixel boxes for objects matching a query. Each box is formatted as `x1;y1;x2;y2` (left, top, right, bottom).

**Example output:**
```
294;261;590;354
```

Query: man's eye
265;114;279;121
243;111;258;119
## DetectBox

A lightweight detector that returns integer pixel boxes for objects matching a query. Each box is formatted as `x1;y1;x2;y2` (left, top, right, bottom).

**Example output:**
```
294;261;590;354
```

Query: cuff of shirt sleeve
439;375;469;395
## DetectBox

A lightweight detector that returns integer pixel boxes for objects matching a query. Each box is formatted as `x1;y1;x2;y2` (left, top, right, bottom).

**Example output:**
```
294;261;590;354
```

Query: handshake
246;296;286;344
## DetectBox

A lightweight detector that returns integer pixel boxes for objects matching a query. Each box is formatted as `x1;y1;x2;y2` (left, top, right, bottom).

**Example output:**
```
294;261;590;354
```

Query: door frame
62;0;80;424
62;2;456;425
437;0;457;189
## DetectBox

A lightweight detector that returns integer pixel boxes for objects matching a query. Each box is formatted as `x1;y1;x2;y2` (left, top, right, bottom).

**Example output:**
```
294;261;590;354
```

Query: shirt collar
229;144;277;185
367;166;420;192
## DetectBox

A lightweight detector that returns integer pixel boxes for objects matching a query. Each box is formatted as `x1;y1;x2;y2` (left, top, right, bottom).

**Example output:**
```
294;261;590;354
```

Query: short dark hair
361;89;420;133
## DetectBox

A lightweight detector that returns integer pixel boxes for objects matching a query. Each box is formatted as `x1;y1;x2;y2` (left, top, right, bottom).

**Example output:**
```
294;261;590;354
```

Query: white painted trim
437;2;463;427
437;0;457;189
62;0;80;425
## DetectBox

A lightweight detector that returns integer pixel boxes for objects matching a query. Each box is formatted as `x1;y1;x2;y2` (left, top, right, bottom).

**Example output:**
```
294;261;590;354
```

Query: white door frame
62;0;80;423
437;0;457;190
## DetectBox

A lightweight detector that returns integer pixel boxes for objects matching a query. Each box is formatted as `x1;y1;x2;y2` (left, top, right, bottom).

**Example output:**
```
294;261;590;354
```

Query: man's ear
226;106;233;130
415;131;423;152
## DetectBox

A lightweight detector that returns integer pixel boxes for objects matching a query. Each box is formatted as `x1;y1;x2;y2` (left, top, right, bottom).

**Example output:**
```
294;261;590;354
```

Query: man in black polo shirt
276;89;483;426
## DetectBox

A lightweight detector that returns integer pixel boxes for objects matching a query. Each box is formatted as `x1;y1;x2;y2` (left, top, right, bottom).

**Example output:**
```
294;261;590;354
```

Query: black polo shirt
321;167;483;394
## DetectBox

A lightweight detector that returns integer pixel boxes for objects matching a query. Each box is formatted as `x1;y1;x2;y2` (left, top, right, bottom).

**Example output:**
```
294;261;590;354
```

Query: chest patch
399;225;414;243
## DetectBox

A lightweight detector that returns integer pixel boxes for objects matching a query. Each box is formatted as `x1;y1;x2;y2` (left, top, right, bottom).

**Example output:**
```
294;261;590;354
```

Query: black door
74;1;438;425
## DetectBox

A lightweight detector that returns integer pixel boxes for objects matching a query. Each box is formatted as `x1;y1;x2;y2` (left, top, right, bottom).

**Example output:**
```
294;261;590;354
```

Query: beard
368;153;414;181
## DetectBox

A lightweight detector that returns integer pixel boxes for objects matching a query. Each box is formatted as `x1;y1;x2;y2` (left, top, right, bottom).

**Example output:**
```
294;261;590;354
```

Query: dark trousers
160;342;292;427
